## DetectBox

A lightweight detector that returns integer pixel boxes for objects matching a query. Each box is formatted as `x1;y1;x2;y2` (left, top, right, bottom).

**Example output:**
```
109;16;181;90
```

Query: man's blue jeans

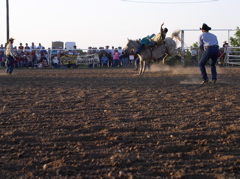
199;46;219;81
6;55;14;74
122;57;128;67
134;58;139;70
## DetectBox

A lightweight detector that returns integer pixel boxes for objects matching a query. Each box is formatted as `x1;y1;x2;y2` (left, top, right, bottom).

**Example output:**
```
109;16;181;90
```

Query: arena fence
50;49;102;68
1;47;240;68
58;53;100;68
225;47;240;66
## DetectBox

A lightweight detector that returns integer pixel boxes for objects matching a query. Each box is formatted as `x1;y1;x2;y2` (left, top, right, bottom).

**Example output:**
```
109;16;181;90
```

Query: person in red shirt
18;43;24;55
30;42;36;56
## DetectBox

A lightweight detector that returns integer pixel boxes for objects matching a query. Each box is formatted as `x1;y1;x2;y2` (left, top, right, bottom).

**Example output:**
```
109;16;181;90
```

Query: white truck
65;42;76;50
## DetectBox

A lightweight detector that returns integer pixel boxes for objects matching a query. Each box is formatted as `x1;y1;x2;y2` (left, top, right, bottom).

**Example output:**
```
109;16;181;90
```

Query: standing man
199;23;219;84
5;38;17;74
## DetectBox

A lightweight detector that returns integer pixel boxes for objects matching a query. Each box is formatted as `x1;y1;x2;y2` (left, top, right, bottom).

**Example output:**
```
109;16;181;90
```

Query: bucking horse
124;30;182;75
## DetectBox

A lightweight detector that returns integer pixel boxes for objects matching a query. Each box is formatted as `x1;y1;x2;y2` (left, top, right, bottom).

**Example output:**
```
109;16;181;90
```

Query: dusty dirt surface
0;66;240;179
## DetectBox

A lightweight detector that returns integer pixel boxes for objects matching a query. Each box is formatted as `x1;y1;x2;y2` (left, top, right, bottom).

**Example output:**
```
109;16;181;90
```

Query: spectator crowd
0;43;138;69
85;45;136;68
0;42;51;68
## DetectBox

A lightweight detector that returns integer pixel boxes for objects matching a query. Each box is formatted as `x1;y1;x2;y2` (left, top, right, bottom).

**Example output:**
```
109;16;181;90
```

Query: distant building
52;41;64;49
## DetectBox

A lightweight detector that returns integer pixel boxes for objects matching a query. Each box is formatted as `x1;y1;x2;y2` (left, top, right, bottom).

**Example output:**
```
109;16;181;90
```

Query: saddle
145;41;168;60
146;40;164;51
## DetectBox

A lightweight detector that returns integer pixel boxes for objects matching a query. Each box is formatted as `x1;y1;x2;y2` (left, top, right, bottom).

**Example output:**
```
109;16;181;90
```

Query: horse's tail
171;30;181;42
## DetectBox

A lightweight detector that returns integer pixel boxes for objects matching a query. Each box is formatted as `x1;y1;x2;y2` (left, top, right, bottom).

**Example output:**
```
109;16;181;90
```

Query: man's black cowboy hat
200;23;211;31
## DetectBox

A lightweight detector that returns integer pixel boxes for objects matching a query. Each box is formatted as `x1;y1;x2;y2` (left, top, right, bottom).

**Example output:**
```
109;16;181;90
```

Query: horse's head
124;39;139;54
123;39;131;54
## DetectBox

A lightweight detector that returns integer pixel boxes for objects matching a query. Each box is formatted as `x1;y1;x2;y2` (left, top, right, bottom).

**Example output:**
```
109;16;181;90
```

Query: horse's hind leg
138;61;142;75
162;54;169;65
142;61;147;74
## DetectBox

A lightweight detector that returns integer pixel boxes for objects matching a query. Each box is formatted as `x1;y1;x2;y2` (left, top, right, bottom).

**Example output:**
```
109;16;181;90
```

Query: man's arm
199;35;204;52
160;23;164;33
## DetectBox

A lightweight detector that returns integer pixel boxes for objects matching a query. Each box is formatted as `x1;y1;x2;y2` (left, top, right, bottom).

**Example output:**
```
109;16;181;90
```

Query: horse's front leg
138;56;144;75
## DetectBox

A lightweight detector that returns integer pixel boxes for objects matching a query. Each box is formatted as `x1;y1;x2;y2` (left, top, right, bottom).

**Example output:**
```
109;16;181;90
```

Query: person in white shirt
52;55;59;68
30;42;37;50
191;48;198;66
35;49;41;61
37;43;44;50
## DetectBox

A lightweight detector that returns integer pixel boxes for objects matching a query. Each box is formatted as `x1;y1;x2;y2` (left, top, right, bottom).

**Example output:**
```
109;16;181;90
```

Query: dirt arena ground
0;66;240;178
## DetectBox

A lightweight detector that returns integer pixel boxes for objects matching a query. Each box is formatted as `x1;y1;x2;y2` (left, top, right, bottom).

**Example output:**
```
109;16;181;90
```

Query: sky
0;0;239;50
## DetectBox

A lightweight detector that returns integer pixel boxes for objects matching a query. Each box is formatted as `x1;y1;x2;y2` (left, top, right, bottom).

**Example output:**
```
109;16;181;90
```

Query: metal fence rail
226;47;240;66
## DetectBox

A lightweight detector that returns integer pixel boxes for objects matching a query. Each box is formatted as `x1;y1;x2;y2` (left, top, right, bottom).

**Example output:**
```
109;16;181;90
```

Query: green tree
191;42;198;48
230;27;240;47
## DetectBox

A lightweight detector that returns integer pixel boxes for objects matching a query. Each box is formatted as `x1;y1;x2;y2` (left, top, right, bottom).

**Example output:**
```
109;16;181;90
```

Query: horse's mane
135;39;141;44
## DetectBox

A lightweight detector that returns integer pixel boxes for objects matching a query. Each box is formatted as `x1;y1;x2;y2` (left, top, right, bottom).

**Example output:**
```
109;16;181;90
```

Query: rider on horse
153;22;168;45
136;23;168;54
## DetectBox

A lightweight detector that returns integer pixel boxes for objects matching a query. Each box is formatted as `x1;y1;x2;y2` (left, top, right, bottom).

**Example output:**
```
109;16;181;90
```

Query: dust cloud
149;64;223;84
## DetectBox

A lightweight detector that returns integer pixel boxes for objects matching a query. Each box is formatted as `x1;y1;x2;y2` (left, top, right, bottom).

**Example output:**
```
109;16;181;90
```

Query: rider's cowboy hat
8;37;15;42
200;23;211;31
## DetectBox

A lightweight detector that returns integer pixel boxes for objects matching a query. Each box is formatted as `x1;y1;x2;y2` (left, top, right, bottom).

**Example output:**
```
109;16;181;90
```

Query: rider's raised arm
160;23;164;33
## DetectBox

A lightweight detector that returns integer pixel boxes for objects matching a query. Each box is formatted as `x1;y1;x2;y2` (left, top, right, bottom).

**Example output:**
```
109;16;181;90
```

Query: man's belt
204;45;219;50
206;45;219;48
